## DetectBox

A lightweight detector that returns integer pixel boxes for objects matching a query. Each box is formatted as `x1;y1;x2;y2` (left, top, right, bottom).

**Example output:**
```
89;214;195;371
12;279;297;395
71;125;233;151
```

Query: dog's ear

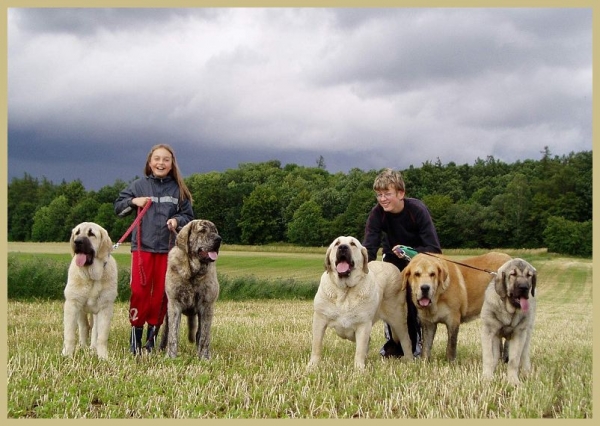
324;244;333;272
439;261;450;292
531;269;537;297
401;266;411;291
401;267;410;291
361;246;369;274
97;226;113;259
176;222;192;251
69;226;78;255
495;270;507;298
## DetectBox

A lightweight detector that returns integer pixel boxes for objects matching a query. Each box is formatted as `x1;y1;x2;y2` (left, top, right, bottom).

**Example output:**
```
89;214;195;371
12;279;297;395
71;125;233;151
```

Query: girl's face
375;186;405;213
149;147;173;178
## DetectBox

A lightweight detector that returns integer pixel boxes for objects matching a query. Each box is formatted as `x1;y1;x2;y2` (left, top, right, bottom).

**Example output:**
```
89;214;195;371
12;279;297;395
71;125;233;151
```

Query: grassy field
7;242;553;281
5;243;594;418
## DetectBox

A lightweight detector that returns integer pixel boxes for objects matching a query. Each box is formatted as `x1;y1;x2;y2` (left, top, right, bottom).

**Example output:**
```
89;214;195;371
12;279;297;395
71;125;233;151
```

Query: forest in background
7;147;592;256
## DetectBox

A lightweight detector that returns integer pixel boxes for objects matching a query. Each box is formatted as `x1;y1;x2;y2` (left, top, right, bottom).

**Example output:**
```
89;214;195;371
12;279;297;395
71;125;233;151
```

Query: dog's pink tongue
75;253;87;267
209;251;218;261
520;297;529;312
336;261;350;274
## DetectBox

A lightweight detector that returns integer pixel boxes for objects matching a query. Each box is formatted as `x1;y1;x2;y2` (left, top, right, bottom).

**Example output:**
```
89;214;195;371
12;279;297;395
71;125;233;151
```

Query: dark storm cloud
10;8;218;36
7;7;592;190
315;8;591;90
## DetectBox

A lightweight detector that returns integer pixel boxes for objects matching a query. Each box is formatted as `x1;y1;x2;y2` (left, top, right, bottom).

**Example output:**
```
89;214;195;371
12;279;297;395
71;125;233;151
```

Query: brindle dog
160;219;222;359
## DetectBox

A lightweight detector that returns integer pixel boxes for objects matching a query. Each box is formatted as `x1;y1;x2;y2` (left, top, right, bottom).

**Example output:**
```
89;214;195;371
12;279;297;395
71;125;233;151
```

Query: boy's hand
392;245;418;260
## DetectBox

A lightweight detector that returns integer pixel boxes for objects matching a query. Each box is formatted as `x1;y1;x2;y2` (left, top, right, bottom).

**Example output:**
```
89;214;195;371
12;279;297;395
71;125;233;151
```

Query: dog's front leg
76;310;90;348
90;313;97;350
445;319;460;362
62;301;79;357
166;302;182;358
506;333;528;385
354;324;372;370
93;306;113;359
481;326;500;380
308;313;327;368
519;329;533;377
421;320;437;359
196;304;214;360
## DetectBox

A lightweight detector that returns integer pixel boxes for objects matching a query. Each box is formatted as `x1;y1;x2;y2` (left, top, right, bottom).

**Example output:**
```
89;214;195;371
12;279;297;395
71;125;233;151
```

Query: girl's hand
132;197;151;208
167;218;178;232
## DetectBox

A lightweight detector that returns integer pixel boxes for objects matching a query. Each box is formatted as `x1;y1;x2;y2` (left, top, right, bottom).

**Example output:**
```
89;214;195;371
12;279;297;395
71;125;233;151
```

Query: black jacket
114;175;194;253
362;198;442;269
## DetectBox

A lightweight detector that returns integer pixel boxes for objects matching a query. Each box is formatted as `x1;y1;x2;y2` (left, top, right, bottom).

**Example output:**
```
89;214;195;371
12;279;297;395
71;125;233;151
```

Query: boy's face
375;185;405;213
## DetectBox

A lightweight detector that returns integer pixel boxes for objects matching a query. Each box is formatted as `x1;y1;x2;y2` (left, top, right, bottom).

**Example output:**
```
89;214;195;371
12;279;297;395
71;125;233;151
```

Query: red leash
112;199;153;250
112;199;153;287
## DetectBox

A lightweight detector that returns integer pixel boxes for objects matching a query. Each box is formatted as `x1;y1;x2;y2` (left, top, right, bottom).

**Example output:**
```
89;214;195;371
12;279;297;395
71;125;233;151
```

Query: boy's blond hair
373;168;405;192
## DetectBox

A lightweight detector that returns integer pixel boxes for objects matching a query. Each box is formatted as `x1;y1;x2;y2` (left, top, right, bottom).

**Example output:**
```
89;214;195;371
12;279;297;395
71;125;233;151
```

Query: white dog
62;222;118;359
308;236;413;369
480;258;537;384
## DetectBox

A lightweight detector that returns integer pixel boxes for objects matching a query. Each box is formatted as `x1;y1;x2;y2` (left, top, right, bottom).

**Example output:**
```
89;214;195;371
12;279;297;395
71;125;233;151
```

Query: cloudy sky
7;7;592;190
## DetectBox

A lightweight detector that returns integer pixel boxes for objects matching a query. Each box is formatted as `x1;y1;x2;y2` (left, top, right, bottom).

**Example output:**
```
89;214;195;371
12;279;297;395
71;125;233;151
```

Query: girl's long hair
144;143;193;203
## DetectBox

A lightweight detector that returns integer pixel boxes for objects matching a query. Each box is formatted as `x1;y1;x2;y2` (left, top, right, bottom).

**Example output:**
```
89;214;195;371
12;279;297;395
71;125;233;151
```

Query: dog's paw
507;374;521;386
354;361;367;371
306;356;320;371
95;346;109;360
61;344;74;357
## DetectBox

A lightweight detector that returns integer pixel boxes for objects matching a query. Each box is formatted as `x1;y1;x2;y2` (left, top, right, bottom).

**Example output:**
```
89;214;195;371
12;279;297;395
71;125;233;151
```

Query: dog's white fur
308;236;413;369
62;222;118;359
481;258;537;385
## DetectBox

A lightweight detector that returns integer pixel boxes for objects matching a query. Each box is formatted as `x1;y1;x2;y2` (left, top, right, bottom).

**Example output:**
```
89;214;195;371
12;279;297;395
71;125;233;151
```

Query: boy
362;168;442;357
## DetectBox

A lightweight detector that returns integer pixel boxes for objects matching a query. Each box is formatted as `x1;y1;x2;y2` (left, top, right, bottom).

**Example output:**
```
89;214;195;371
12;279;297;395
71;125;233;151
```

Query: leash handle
393;245;418;261
112;199;153;250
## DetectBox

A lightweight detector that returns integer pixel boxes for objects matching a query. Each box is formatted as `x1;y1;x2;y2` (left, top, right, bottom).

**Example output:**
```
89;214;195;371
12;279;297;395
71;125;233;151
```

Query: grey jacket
114;175;194;253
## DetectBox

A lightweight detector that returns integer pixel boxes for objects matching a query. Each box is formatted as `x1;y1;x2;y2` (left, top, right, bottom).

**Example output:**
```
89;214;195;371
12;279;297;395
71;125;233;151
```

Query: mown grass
5;243;593;418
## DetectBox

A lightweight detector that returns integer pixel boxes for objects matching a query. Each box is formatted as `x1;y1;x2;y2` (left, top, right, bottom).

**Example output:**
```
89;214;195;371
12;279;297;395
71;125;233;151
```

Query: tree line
7;147;592;257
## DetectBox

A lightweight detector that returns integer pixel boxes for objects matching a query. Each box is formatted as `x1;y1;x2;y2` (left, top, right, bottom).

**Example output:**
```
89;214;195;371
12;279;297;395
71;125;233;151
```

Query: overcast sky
7;7;592;190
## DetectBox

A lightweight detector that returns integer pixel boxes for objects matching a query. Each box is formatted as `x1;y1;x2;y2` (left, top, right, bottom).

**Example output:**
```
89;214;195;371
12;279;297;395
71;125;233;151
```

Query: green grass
5;243;593;418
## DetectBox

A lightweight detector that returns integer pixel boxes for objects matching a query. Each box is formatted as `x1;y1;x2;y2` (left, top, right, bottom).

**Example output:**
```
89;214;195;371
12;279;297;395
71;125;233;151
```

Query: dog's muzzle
198;236;222;263
509;279;531;311
335;244;354;277
73;237;95;266
417;284;432;308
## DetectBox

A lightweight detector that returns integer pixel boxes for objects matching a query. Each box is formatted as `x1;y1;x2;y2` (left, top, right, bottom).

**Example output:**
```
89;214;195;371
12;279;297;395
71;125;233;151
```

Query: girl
114;144;194;354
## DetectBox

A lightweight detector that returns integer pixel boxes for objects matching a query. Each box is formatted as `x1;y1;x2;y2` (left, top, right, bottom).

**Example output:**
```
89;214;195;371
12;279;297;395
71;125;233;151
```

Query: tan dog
160;219;222;359
402;252;511;361
308;236;413;370
481;258;537;385
63;222;118;359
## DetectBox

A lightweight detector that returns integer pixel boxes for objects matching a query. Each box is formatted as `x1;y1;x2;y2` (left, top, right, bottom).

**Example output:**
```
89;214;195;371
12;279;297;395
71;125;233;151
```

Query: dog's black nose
213;235;222;247
420;284;430;295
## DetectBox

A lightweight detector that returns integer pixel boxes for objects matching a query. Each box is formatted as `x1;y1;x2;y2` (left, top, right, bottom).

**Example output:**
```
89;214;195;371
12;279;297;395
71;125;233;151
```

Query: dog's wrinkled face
403;255;447;309
181;219;222;263
70;222;111;267
325;236;369;283
495;258;537;312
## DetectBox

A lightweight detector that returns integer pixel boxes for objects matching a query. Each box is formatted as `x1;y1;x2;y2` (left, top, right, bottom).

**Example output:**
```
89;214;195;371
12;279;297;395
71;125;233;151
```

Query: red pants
129;251;168;327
